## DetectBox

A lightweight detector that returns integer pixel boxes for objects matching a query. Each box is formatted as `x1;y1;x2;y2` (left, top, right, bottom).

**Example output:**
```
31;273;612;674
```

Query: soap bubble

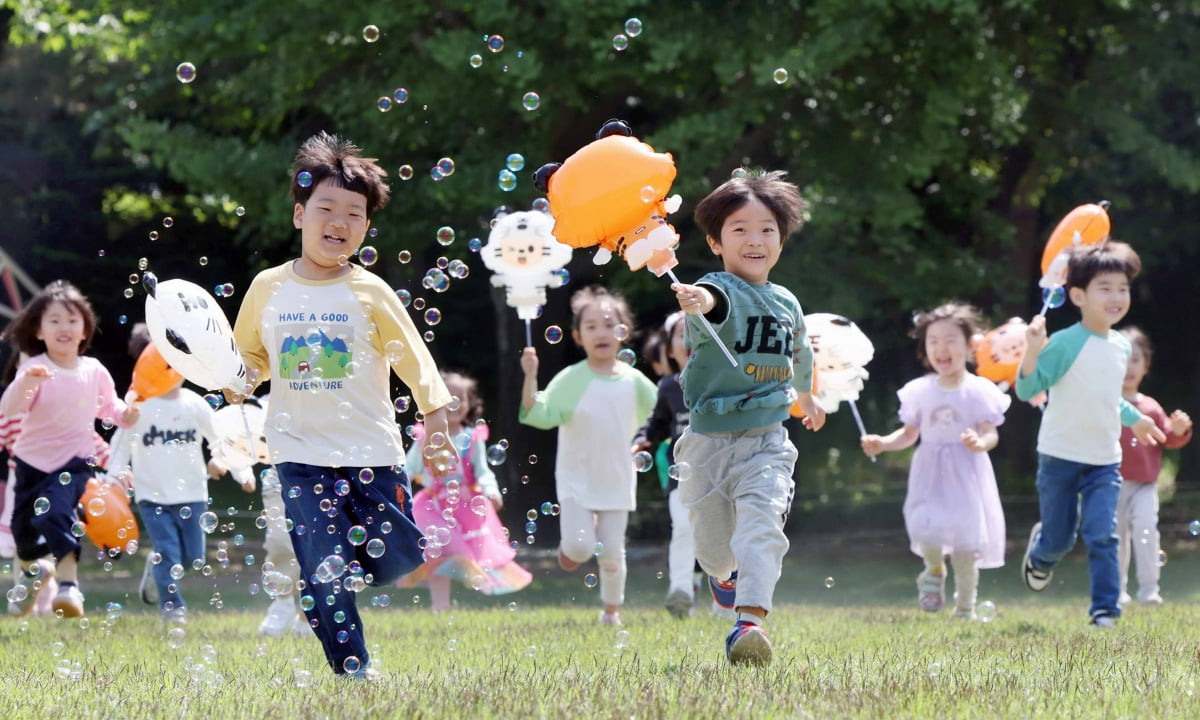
612;34;629;52
584;574;598;588
377;96;392;113
366;538;386;558
505;153;525;171
296;171;313;187
199;512;219;534
498;169;517;192
545;326;563;344
359;247;378;266
175;62;197;84
1042;286;1066;309
633;451;653;472
398;165;413;181
773;68;789;84
486;444;507;466
436;226;456;246
486;35;504;52
824;576;835;589
469;54;483;68
437;158;455;177
625;18;643;37
617;348;637;365
522;92;540;111
167;627;186;649
362;25;381;43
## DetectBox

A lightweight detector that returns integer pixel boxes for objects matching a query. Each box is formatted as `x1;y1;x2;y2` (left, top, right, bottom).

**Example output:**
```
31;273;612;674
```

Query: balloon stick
665;269;738;368
848;399;876;463
239;403;256;465
525;319;532;348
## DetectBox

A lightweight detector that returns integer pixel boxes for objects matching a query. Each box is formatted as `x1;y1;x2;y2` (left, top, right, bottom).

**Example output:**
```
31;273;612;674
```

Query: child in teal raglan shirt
670;170;826;666
1016;241;1166;628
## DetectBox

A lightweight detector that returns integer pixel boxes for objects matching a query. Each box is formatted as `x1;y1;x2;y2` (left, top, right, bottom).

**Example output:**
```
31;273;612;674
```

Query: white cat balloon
480;208;573;320
143;272;247;392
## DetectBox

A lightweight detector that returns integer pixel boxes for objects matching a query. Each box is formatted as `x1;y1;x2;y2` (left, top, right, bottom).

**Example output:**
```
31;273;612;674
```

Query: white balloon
211;397;270;471
143;274;247;392
480;209;573;320
805;313;875;413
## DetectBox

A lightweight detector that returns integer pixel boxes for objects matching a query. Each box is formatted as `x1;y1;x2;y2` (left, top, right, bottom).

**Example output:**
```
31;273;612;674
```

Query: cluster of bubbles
611;18;643;52
430;157;455;182
213;283;235;298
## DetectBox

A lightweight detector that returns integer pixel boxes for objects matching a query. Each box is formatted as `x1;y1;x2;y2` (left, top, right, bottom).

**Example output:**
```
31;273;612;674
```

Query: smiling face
36;300;86;365
292;180;371;280
1070;271;1131;334
707;195;781;284
572;301;622;363
924;318;970;381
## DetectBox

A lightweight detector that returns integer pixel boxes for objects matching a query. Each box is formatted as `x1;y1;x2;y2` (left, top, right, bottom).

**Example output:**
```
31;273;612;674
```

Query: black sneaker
1022;522;1052;591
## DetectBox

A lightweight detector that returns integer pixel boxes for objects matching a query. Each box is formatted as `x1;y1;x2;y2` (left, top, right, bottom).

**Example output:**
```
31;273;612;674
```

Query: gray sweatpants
674;424;797;613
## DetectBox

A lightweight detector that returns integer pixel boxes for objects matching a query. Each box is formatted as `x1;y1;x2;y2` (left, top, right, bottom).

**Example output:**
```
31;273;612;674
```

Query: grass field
4;532;1200;719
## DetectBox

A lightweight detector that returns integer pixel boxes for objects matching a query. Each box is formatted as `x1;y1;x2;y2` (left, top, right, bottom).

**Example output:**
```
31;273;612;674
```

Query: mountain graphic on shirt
277;325;353;380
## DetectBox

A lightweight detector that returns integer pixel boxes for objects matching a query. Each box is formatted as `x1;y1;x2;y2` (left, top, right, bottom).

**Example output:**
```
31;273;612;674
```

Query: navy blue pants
276;462;424;674
11;456;91;563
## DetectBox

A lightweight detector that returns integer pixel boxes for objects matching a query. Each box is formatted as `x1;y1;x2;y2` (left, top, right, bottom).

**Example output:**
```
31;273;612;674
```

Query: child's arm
961;422;999;453
1016;315;1048;395
791;312;824;432
861;425;919;457
0;364;51;416
520;347;539;414
633;387;673;452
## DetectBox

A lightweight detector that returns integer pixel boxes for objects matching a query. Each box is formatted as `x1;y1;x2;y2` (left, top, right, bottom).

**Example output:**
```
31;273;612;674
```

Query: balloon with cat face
479;207;573;320
211;395;270;471
142;272;248;392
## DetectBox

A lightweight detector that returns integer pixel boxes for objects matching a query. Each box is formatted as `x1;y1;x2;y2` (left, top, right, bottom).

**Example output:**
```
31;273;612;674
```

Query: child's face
36;300;85;359
572;302;622;362
924;319;970;378
293;180;371;280
1070;271;1130;332
668;318;688;370
1124;343;1148;390
443;376;471;426
706;196;781;285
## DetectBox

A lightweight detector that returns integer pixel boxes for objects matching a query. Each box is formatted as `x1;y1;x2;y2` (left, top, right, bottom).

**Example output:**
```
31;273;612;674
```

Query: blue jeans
138;500;206;613
276;462;424;675
1030;454;1121;618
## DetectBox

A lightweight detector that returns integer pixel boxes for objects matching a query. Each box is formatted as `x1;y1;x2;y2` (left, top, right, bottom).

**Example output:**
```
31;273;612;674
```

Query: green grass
4;543;1200;719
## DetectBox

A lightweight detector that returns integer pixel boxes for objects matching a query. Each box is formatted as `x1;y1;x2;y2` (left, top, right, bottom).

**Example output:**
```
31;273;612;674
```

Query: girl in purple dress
861;303;1010;619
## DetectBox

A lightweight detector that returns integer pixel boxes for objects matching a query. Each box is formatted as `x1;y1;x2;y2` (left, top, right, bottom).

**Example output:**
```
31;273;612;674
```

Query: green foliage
3;0;1199;494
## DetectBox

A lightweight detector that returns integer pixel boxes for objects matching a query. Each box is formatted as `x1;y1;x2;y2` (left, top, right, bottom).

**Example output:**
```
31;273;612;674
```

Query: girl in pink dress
861;303;1010;620
398;372;531;610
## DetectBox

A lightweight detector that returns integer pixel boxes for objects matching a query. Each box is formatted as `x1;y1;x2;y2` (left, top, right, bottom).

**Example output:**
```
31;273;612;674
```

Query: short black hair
1065;241;1141;291
290;131;391;217
694;169;806;242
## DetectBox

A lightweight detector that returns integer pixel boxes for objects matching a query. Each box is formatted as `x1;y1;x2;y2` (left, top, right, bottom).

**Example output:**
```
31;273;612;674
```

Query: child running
670;170;825;666
0;280;138;618
519;286;657;627
632;311;699;619
1016;242;1166;628
1115;326;1192;606
232;132;455;679
399;371;531;609
861;303;1010;620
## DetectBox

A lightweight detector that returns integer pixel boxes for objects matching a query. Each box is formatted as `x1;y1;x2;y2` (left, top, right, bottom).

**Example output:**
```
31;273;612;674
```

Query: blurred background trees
2;0;1197;536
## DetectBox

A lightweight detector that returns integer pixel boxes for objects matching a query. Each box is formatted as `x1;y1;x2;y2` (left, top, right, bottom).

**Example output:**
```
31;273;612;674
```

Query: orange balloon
973;318;1047;388
79;478;139;554
1040;203;1110;275
537;123;681;275
130;342;182;401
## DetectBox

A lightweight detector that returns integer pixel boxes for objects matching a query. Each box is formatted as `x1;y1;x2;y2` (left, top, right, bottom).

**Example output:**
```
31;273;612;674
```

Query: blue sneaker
708;571;737;611
726;621;772;666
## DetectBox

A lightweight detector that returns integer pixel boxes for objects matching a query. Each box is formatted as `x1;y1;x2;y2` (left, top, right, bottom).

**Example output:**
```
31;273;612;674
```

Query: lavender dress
900;374;1011;568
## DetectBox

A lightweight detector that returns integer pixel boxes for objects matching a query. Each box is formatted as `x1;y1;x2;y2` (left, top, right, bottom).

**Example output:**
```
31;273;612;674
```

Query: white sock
737;612;762;626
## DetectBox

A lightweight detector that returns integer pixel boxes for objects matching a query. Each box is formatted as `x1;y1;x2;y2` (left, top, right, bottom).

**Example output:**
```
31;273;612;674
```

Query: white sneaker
1118;591;1132;606
7;559;54;617
139;553;158;605
52;585;85;618
293;612;311;637
1090;613;1117;629
951;608;977;621
1138;592;1164;605
258;597;299;637
164;606;188;625
598;611;622;626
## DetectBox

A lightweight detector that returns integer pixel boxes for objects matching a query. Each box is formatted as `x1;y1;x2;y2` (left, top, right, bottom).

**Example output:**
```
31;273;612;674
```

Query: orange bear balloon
79;478;139;554
130;342;182;401
535;121;682;276
1040;202;1110;283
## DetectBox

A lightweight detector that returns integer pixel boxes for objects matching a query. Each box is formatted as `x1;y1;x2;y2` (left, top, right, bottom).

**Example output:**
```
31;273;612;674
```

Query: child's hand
795;393;825;432
237;475;257;493
861;435;884;457
110;468;134;493
1025;315;1047;347
671;283;713;315
206;458;227;480
120;403;141;426
631;440;652;454
961;428;988;452
1132;415;1168;447
1168;410;1193;436
24;365;53;382
519;347;539;376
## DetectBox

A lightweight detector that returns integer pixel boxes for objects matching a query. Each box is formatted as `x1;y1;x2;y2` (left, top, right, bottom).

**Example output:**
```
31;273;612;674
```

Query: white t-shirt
108;390;220;505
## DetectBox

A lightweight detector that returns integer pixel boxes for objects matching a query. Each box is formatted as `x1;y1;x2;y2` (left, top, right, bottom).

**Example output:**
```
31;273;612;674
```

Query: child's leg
556;497;597;567
1115;480;1136;601
919;545;946;574
428;574;452;611
1125;481;1162;601
949;551;979;612
726;427;797;616
666;488;696;598
14;457;90;573
138;502;186;613
1077;462;1122;618
177;501;207;608
595;510;629;614
0;473;15;557
261;473;302;589
675;432;737;584
1030;454;1084;571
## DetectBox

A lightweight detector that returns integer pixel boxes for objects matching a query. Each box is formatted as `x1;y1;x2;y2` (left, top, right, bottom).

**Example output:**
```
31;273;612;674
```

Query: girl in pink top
1116;327;1193;605
862;303;1010;620
0;280;137;618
